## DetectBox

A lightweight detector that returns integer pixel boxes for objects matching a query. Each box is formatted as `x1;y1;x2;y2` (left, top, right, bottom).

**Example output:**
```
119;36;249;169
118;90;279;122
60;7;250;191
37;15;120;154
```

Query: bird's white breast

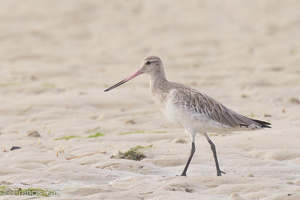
161;89;232;133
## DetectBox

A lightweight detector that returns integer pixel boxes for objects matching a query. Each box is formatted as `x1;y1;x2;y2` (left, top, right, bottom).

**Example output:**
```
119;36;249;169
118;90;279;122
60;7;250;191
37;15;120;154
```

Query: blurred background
1;0;299;69
0;0;299;130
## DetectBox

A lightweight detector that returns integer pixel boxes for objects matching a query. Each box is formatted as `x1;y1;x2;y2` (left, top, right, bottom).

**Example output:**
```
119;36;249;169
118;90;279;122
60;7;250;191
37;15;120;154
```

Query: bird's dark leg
180;142;195;176
204;133;225;176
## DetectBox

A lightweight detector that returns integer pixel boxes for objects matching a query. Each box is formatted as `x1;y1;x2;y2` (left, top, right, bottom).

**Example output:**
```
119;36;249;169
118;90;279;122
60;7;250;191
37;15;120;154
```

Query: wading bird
104;56;271;176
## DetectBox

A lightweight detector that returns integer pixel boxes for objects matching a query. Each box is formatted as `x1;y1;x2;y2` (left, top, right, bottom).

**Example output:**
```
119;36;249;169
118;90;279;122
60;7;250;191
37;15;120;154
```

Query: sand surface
1;0;300;199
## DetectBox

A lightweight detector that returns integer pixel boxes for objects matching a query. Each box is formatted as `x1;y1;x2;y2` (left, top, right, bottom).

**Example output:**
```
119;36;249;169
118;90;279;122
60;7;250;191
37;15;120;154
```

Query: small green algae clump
118;131;145;135
87;132;104;138
54;135;81;140
54;133;105;140
112;145;153;161
0;186;61;196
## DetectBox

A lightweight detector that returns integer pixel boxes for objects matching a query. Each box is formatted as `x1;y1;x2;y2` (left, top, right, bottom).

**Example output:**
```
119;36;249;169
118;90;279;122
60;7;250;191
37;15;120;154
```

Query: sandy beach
1;0;300;199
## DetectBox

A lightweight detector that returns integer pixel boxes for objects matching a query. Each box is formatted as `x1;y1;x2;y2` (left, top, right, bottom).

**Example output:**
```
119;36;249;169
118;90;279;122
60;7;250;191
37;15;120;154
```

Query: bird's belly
162;101;231;133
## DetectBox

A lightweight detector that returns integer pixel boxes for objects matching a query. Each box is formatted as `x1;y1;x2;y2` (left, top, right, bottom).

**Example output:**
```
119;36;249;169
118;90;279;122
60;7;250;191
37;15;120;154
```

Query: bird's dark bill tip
104;87;111;92
103;79;128;92
104;87;115;92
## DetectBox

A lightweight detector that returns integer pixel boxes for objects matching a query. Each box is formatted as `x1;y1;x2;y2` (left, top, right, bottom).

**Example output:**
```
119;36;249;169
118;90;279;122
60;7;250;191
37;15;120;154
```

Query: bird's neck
150;70;170;95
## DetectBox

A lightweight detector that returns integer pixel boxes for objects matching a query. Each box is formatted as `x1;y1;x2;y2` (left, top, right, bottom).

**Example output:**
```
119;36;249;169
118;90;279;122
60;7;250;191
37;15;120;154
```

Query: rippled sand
1;1;300;199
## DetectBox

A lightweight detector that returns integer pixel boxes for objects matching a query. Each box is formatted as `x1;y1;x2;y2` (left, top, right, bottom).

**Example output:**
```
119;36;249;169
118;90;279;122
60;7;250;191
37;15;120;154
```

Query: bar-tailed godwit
104;56;271;176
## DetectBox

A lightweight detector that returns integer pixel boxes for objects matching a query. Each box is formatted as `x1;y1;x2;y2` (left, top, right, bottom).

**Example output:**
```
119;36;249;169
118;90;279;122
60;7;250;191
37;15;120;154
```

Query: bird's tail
249;118;271;128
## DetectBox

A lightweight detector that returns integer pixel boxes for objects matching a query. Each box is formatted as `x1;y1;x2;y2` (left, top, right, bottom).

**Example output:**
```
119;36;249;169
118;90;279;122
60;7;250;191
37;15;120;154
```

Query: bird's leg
204;133;225;176
180;142;195;176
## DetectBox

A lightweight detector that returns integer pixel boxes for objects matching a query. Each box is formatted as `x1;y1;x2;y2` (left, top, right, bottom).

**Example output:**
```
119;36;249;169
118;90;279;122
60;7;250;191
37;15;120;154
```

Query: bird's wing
173;85;269;128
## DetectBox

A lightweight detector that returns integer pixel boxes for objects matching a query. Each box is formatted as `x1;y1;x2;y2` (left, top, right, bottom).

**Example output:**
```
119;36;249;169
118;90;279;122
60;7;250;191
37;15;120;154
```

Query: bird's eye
145;61;151;65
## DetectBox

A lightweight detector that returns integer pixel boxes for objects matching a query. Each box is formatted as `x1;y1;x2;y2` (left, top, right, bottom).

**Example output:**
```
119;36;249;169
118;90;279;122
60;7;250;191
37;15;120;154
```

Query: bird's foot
217;170;226;176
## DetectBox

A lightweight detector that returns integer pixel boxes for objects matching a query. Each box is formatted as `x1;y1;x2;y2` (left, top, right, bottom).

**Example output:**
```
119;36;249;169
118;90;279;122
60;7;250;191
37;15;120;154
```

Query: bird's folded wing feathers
173;87;269;128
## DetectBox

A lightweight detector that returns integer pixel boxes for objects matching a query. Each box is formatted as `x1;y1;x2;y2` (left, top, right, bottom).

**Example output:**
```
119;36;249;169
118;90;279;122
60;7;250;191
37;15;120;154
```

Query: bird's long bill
104;69;143;92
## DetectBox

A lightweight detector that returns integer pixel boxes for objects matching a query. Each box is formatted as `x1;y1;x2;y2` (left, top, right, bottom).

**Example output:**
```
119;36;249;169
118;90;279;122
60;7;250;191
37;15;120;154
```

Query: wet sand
1;0;300;199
